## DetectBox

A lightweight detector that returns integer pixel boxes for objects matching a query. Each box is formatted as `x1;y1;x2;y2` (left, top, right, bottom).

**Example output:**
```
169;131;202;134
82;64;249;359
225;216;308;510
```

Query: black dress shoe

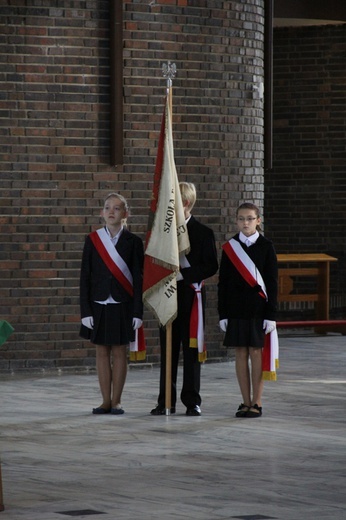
150;405;176;415
245;404;262;418
235;403;250;418
186;405;201;416
92;406;111;414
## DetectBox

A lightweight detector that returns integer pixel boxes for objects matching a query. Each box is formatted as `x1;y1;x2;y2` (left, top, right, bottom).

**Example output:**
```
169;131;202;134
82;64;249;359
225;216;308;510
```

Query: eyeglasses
237;217;258;222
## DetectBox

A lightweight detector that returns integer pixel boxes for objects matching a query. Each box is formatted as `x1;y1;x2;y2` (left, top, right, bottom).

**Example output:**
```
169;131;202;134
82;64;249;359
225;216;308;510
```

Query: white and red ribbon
222;239;267;299
262;328;279;381
189;282;206;362
180;252;207;362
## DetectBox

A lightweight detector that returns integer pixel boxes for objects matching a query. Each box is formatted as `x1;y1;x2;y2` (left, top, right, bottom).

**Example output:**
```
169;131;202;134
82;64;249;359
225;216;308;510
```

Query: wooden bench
277;253;342;334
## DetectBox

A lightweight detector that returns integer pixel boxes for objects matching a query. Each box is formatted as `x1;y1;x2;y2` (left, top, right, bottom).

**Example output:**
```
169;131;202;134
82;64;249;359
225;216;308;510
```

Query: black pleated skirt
80;302;134;347
223;318;265;349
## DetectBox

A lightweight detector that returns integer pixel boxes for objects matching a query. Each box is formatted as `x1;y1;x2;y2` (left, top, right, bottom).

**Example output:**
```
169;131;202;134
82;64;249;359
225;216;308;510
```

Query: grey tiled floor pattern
1;334;345;519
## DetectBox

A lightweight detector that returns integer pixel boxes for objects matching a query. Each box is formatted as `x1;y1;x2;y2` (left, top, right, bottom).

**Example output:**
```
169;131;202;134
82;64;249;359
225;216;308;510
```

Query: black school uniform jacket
218;233;278;321
79;227;144;320
178;216;218;315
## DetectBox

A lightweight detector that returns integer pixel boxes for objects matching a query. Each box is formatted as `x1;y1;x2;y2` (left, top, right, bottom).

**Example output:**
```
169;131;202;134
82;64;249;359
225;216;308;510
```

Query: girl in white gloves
218;203;278;418
79;193;144;415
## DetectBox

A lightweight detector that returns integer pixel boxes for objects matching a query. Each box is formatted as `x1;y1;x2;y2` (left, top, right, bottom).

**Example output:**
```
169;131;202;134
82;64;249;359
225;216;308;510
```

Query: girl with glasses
218;202;278;418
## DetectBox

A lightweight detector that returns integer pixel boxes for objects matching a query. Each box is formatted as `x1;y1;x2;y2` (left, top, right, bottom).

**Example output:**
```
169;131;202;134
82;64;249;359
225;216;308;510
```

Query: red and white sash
90;228;133;296
222;238;279;380
180;253;206;362
262;329;279;381
189;282;206;362
90;228;146;361
222;239;267;300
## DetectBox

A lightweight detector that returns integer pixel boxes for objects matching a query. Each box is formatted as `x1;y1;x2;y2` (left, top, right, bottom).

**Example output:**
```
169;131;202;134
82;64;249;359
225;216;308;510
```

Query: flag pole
163;62;176;416
165;321;172;415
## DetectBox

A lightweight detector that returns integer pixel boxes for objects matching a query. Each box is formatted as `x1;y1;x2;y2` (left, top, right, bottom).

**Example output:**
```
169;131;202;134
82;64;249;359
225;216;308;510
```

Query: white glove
132;318;143;330
219;319;228;332
82;316;94;329
263;319;276;334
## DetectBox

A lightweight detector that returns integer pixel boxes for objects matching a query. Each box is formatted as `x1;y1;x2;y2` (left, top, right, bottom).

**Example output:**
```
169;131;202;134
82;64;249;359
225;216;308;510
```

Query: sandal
235;403;250;418
245;404;262;418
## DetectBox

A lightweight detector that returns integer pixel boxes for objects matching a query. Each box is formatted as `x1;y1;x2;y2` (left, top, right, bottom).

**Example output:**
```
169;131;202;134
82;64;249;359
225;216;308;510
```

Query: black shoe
235;403;250;418
150;405;176;415
245;404;262;418
186;405;201;416
92;406;111;414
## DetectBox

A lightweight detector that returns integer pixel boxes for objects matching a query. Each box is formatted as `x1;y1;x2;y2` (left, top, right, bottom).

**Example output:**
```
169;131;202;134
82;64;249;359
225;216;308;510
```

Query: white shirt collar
239;231;259;245
105;226;123;244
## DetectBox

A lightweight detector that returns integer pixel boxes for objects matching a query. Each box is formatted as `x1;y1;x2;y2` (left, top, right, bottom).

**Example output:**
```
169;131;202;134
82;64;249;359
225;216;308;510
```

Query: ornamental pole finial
162;61;177;89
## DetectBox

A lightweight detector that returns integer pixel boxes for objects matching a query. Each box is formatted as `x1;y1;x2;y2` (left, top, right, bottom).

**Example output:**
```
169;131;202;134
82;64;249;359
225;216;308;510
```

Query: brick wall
0;0;265;373
265;24;346;318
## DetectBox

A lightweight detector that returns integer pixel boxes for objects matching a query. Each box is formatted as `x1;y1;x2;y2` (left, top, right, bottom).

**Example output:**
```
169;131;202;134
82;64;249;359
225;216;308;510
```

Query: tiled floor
1;333;346;519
